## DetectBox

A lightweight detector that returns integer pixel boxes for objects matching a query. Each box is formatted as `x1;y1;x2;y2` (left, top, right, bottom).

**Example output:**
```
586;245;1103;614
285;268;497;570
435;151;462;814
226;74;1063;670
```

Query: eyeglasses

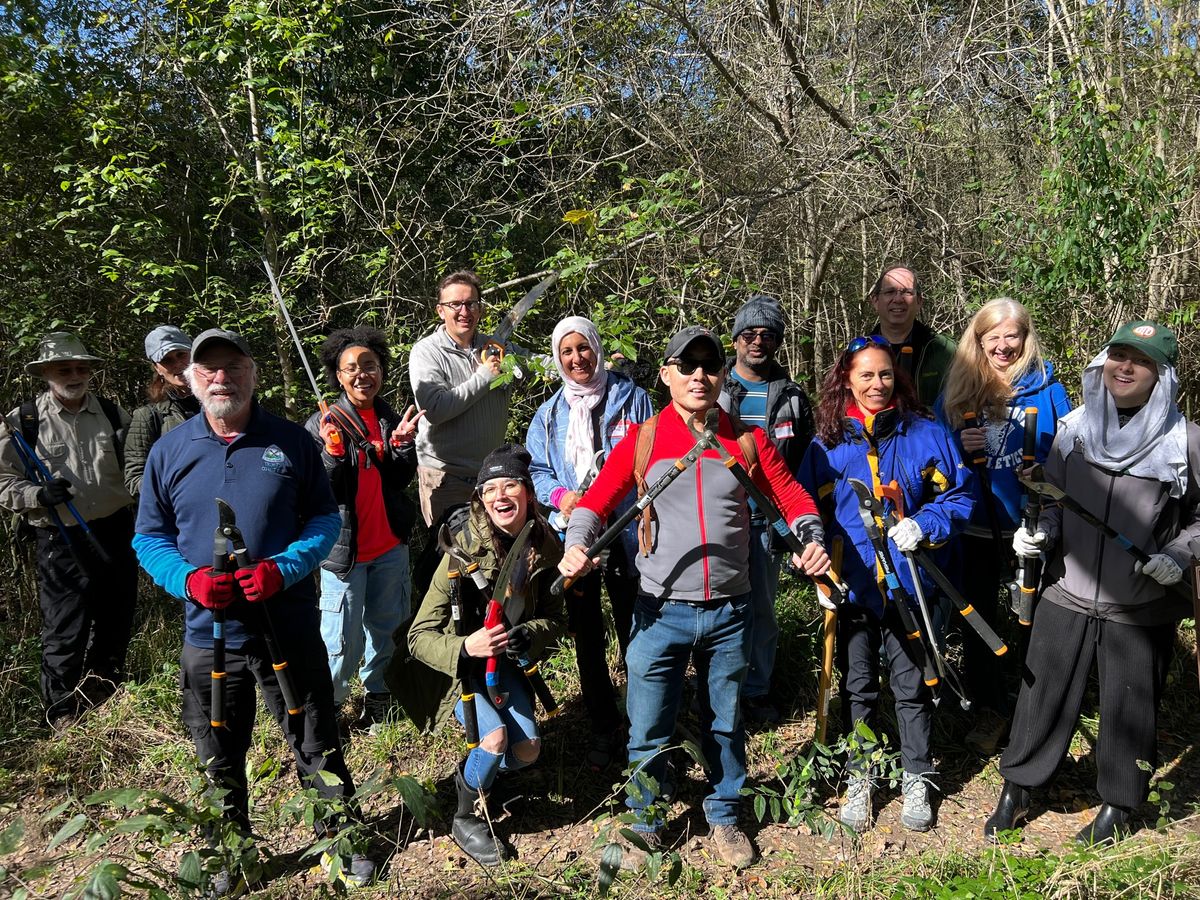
479;479;524;501
669;357;724;376
877;288;916;299
738;330;778;345
339;363;381;376
844;335;892;355
194;362;250;378
438;300;483;313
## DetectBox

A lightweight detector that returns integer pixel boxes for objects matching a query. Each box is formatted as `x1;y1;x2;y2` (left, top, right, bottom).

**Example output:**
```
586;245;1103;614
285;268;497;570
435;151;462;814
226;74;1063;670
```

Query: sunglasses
844;335;892;355
669;357;724;376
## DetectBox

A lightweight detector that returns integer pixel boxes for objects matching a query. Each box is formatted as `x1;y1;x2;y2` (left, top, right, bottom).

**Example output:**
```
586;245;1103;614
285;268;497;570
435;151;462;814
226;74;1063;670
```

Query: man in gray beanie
719;295;815;724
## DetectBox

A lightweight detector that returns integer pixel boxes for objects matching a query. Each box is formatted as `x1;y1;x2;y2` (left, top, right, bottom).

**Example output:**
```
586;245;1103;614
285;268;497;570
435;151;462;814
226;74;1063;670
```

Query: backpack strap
18;400;38;454
632;414;659;557
97;397;126;470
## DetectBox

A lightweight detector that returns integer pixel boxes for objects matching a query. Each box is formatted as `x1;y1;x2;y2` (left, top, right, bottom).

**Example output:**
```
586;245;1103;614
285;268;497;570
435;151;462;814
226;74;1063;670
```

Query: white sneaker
839;775;873;832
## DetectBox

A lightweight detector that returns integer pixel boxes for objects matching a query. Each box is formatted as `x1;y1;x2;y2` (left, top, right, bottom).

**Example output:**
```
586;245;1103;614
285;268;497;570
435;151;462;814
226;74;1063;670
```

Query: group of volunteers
0;261;1195;890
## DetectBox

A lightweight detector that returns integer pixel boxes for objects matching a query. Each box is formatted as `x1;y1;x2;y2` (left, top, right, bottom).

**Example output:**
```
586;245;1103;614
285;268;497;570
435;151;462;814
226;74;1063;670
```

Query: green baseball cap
1105;320;1177;367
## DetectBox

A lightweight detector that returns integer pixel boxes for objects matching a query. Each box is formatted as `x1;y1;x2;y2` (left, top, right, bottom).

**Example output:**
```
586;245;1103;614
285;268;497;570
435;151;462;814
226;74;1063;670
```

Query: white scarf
552;316;608;484
1057;349;1189;497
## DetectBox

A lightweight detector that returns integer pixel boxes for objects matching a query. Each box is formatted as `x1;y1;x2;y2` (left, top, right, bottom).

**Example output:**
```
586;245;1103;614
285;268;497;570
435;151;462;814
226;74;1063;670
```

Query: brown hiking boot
709;824;756;869
614;830;661;871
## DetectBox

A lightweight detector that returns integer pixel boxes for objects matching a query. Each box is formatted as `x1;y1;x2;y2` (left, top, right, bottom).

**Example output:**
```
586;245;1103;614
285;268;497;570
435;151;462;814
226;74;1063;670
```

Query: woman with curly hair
304;326;422;729
936;298;1071;754
798;335;972;834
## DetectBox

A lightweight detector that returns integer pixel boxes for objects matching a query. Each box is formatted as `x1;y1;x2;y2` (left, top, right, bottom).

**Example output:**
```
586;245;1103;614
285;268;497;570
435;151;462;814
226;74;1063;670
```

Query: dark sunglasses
845;334;892;355
669;357;724;376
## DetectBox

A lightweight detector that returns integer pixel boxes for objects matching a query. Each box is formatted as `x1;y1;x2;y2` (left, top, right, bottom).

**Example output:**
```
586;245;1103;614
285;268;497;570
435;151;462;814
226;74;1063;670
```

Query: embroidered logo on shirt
261;445;289;474
773;421;794;439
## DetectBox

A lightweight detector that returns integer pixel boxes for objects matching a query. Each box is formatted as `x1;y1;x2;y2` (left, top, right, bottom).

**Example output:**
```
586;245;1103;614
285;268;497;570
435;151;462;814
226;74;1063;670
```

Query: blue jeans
455;659;539;791
743;522;783;699
624;592;751;831
319;542;411;704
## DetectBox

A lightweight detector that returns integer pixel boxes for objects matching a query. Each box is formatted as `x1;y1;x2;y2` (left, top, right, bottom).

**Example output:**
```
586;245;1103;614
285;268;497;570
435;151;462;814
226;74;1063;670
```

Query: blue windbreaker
797;411;974;618
526;371;654;559
934;362;1072;533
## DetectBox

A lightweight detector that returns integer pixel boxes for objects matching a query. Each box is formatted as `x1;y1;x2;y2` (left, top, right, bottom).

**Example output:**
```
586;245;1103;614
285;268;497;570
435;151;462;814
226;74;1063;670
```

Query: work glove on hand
36;477;73;507
1135;554;1183;586
235;558;284;603
319;420;345;457
186;566;237;610
1012;526;1047;560
888;517;923;553
817;589;838;612
505;624;533;659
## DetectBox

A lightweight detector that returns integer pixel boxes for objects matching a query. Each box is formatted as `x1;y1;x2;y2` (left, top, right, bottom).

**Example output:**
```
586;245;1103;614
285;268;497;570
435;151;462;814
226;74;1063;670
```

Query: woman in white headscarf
526;316;653;769
986;321;1200;846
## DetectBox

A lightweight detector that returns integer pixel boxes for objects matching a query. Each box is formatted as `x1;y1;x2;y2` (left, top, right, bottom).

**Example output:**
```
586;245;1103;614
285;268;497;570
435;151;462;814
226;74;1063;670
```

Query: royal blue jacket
526;371;653;559
797;411;974;618
133;402;339;649
934;362;1072;533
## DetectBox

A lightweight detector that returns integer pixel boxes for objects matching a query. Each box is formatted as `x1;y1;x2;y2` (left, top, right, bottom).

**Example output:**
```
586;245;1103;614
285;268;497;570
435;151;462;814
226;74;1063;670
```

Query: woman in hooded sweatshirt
986;321;1200;846
936;298;1071;753
526;315;653;769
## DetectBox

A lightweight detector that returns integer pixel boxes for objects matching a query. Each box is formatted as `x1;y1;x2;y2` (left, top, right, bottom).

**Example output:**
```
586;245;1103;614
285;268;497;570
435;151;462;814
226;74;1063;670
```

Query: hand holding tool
187;566;237;610
235;558;284;603
1016;407;1042;625
35;477;74;507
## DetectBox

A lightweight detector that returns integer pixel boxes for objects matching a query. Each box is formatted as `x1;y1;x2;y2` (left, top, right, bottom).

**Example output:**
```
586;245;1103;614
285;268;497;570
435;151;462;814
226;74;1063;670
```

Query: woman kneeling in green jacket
407;444;565;867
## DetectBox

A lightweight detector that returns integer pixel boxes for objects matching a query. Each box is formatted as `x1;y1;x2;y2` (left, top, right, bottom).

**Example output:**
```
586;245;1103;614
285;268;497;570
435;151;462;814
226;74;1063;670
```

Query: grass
1;535;1199;897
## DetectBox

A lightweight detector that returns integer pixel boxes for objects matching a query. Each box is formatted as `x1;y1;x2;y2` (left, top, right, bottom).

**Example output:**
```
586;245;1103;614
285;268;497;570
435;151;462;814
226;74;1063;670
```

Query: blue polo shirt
134;401;339;650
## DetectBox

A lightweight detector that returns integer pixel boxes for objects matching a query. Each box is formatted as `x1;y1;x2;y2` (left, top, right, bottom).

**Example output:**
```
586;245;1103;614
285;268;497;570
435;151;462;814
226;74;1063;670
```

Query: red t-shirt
354;408;401;562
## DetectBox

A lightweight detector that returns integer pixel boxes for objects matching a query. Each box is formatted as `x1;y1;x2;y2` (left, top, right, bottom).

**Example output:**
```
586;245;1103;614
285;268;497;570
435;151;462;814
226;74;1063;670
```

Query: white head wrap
551;316;609;483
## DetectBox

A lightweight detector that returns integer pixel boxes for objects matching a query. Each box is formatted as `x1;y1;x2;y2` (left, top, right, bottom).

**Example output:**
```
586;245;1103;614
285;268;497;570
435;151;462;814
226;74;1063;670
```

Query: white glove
1135;554;1183;586
888;517;923;553
817;589;838;612
1012;526;1046;560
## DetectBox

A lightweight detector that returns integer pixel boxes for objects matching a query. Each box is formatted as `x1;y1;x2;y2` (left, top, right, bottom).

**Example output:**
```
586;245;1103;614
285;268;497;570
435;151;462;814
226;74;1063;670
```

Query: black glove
36;477;74;507
506;624;533;659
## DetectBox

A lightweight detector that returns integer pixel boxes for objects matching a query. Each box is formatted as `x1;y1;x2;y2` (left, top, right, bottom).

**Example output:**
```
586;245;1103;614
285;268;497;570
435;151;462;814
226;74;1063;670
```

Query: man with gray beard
0;332;136;729
133;328;374;892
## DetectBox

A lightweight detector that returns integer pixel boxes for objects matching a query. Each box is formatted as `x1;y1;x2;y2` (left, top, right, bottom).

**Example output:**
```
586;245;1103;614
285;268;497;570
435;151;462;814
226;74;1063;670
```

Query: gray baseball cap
192;328;252;360
144;325;192;363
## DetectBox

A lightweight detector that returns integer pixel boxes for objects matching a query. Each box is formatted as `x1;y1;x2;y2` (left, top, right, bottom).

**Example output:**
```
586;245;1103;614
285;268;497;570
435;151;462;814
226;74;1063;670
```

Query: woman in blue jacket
526;316;653;769
936;298;1071;754
798;336;972;834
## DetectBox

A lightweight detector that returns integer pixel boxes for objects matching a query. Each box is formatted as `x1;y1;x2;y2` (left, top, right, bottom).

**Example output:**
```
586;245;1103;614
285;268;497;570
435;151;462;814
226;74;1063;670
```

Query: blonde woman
936;298;1071;753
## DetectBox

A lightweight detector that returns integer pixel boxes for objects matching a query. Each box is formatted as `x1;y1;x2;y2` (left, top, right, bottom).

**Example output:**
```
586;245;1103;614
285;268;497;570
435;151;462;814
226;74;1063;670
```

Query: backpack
630;411;760;556
19;396;126;470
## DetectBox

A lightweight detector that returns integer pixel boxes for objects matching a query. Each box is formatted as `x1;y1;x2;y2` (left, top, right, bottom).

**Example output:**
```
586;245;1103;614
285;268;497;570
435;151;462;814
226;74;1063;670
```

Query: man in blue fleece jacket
134;328;371;887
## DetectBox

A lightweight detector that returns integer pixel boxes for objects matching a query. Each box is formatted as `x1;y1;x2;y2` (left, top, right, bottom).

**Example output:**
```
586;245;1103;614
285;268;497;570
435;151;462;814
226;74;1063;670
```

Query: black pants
1000;600;1175;809
565;541;637;735
36;507;138;722
958;533;1017;715
838;603;934;775
180;627;355;834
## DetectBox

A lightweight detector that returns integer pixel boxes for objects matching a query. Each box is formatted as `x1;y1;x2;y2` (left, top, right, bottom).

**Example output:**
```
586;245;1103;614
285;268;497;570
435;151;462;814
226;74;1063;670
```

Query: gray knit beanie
733;295;785;340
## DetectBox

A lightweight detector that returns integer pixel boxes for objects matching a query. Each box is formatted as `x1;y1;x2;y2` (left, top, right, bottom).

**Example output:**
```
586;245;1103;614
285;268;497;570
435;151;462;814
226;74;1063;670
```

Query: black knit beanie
478;443;533;485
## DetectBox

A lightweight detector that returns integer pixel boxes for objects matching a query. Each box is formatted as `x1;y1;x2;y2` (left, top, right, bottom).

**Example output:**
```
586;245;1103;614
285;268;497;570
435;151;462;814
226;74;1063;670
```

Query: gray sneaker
901;772;934;832
839;775;872;832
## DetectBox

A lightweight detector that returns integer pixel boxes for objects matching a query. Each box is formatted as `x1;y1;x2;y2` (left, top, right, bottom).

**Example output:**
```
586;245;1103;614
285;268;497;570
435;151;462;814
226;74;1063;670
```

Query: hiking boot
360;692;394;733
709;824;756;869
984;781;1030;840
839;774;873;832
614;829;661;871
964;709;1010;756
320;850;376;887
1075;803;1132;846
452;766;506;867
900;772;934;832
743;695;781;725
205;868;248;899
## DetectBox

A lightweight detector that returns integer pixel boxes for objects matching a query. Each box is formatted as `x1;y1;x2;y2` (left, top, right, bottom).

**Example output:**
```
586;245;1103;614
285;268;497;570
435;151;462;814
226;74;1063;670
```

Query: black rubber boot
983;781;1030;840
1075;803;1132;846
452;766;506;867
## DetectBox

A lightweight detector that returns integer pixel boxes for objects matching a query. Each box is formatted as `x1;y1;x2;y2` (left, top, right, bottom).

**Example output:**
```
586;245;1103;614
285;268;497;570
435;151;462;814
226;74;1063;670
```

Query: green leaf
597;843;621;896
0;819;23;855
47;814;88;851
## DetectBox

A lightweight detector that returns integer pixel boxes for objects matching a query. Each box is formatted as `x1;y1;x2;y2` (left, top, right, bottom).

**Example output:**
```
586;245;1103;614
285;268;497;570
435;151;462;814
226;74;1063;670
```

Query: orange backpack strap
632;414;659;557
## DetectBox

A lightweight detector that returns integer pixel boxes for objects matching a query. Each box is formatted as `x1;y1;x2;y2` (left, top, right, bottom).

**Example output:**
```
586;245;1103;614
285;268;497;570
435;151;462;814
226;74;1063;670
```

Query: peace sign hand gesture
389;405;426;447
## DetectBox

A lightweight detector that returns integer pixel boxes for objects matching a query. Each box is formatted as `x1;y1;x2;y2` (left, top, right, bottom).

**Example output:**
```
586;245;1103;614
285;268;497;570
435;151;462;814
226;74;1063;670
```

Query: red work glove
235;558;284;603
319;420;345;457
186;566;237;610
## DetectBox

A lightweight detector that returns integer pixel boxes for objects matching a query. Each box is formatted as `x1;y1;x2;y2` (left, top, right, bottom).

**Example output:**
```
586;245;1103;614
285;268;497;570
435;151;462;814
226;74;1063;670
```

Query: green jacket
391;508;565;733
124;393;200;496
872;319;957;408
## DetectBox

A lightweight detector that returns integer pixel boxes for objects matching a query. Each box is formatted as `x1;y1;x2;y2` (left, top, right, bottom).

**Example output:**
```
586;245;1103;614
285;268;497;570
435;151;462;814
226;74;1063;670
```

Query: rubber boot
983;781;1030;840
452;766;506;867
1075;803;1132;846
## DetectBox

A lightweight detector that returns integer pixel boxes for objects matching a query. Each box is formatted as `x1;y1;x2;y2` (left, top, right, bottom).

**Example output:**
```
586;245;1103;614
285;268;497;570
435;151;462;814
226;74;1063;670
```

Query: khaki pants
417;465;477;527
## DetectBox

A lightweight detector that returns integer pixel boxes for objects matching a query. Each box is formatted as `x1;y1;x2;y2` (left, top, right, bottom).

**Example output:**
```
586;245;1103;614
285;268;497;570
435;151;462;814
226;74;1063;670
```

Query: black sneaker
360;692;394;733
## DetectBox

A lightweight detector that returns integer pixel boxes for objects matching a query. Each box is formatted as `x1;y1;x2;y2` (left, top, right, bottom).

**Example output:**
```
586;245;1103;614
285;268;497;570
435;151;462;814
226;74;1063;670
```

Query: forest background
3;0;1200;897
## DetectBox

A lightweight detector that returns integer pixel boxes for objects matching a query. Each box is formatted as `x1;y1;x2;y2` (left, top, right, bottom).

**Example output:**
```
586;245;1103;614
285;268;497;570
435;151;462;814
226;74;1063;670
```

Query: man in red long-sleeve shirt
561;326;829;870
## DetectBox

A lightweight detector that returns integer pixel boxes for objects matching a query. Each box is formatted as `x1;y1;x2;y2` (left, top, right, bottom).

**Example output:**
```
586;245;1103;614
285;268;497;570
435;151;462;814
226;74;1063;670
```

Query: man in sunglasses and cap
0;332;137;729
558;325;830;871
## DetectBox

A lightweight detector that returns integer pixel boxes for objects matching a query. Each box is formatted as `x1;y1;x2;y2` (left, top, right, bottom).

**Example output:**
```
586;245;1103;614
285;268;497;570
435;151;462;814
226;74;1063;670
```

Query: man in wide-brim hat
0;331;137;729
